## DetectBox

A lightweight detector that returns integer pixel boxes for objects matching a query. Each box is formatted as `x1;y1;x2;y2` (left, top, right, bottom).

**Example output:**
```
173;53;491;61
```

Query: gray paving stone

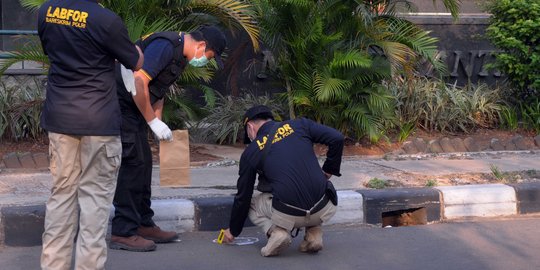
390;149;405;155
439;137;455;153
402;141;419;154
2;153;21;168
476;138;491;151
463;137;480;152
535;135;540;147
509;134;537;150
491;138;506;151
451;138;467;152
32;153;49;168
18;152;36;169
505;141;518;151
428;139;443;153
413;138;428;153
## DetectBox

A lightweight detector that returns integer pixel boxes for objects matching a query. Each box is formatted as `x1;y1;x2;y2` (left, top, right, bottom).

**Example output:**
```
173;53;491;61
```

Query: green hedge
485;0;540;101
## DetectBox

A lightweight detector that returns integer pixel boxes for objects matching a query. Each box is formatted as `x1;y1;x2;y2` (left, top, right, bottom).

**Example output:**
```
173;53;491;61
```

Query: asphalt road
1;218;539;270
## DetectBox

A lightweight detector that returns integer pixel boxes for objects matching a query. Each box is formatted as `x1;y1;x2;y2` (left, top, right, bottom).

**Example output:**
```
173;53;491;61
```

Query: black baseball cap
243;105;274;144
196;25;227;69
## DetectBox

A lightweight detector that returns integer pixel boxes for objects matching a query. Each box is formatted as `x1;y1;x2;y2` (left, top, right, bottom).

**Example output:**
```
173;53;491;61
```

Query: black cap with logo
243;105;274;144
195;25;227;69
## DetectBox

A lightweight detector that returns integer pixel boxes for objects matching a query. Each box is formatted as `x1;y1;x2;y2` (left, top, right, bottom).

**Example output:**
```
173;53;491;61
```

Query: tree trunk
286;78;295;119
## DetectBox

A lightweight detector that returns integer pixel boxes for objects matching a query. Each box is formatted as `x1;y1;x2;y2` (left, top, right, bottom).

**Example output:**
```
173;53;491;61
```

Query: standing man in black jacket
222;105;344;257
37;0;143;268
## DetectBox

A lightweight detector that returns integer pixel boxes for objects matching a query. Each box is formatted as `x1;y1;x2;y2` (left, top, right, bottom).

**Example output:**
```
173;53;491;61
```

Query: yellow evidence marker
217;229;225;244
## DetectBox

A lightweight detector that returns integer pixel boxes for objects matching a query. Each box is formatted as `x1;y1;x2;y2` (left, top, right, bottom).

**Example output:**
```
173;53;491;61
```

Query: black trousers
111;112;156;237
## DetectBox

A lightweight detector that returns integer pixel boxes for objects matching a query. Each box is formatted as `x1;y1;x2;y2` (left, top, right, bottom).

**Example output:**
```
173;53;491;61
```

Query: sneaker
260;226;291;257
137;226;178;243
109;235;156;252
298;226;323;253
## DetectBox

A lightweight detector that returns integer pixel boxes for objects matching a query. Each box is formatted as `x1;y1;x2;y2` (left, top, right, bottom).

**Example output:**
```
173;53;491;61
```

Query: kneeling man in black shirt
222;105;344;256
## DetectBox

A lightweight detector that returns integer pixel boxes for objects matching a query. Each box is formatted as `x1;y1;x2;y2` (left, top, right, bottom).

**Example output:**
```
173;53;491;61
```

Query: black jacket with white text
229;118;344;236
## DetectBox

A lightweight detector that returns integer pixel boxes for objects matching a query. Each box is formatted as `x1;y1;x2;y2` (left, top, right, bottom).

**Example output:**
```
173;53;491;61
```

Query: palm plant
249;0;459;142
521;99;540;134
498;105;518;131
102;0;260;48
20;0;260;46
0;36;48;75
9;0;461;143
0;80;44;141
390;78;502;134
6;0;261;127
190;92;286;144
351;1;448;78
108;0;260;129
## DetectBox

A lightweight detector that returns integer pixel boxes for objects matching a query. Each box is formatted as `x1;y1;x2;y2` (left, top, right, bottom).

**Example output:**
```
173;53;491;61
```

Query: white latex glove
148;118;173;141
120;64;136;96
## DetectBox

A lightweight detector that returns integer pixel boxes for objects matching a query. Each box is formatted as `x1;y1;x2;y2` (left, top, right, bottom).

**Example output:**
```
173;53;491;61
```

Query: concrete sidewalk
1;146;539;246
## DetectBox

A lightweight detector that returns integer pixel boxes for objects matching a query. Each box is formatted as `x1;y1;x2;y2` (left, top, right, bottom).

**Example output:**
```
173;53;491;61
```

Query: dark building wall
1;0;501;91
0;0;38;51
215;0;500;95
407;15;500;86
411;0;485;13
407;0;499;85
208;31;281;98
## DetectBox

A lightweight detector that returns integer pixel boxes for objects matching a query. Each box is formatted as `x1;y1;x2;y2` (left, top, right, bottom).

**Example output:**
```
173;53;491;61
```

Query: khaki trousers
41;132;121;270
248;192;337;235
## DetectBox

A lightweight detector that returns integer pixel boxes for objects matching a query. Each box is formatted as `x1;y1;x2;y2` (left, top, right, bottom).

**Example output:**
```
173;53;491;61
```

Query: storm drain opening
381;207;427;227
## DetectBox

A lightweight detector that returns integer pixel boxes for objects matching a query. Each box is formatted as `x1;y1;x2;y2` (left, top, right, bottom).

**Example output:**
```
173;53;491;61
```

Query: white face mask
189;47;209;67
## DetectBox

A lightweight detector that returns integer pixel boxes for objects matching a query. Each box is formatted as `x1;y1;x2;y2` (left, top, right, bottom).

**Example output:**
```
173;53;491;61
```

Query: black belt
272;194;329;217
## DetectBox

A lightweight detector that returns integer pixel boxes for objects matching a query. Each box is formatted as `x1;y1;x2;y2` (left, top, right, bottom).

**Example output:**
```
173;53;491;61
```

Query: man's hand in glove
148;118;173;141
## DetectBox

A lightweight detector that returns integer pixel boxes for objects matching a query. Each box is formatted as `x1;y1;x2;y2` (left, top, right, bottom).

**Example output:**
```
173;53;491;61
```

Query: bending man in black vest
222;105;344;257
110;25;227;252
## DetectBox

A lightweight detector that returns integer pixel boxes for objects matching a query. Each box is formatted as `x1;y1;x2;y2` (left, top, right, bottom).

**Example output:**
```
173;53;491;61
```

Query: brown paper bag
159;130;191;187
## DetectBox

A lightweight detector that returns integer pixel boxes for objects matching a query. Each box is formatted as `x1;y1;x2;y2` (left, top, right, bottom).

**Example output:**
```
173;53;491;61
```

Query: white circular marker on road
213;237;259;245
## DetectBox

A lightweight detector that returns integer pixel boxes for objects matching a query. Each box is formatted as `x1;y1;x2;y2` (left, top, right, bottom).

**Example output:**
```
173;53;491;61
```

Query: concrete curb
356;188;441;225
437;184;517;218
2;183;540;247
508;182;540;214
